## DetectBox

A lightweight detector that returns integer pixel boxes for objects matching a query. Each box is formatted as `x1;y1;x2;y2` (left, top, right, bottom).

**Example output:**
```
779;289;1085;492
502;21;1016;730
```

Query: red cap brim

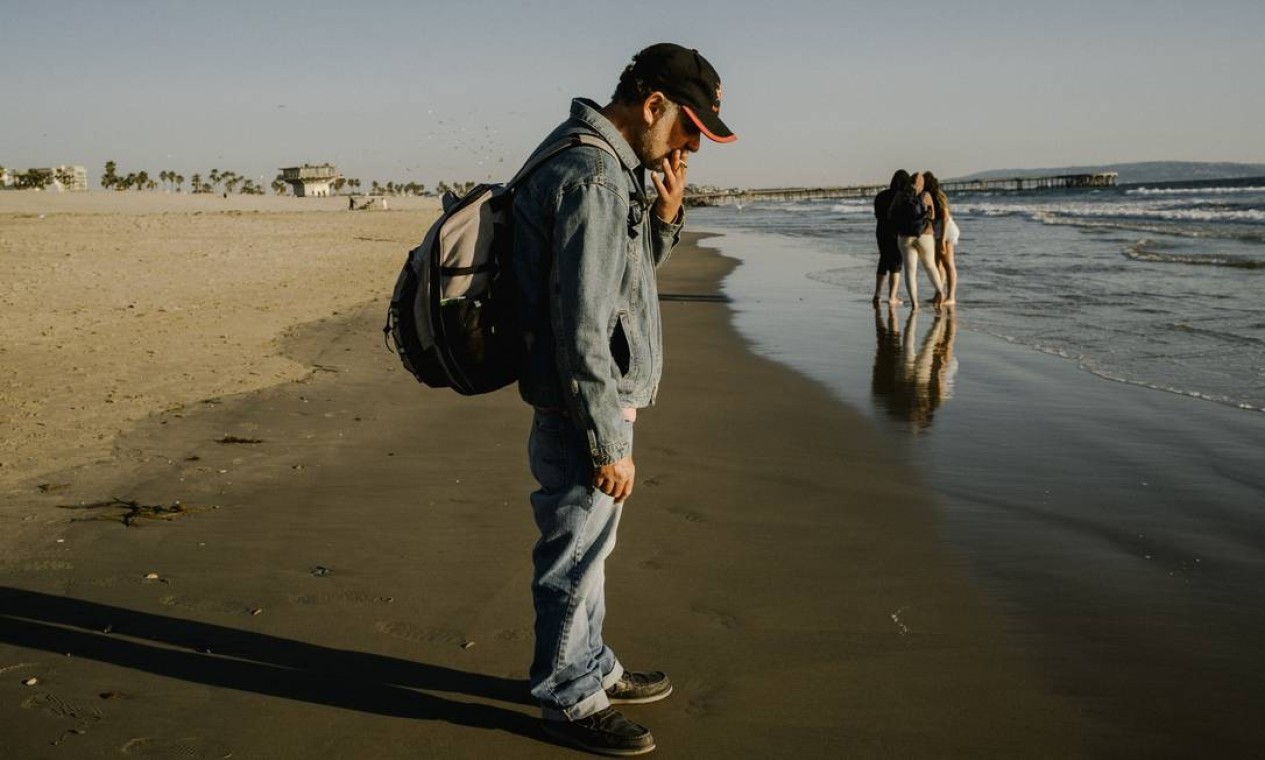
683;105;737;144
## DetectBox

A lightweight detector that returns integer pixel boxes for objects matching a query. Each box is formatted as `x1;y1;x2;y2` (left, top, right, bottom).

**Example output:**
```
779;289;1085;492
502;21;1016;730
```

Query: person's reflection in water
871;304;957;432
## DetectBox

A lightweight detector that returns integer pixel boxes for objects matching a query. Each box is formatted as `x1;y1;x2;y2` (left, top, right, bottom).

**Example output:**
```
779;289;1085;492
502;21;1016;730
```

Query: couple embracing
873;170;960;307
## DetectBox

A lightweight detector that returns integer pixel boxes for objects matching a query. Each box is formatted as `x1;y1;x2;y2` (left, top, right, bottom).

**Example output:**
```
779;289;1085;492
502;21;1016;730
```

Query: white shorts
943;218;960;245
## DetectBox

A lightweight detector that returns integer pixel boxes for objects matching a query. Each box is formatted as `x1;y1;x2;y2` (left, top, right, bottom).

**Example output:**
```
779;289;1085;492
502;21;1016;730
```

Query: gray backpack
384;133;615;395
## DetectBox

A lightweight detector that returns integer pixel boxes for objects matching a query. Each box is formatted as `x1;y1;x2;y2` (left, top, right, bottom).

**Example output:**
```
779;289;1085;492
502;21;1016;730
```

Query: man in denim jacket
513;43;735;756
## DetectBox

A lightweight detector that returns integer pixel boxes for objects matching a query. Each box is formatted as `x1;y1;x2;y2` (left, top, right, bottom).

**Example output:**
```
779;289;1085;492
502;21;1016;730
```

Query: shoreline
0;227;1087;756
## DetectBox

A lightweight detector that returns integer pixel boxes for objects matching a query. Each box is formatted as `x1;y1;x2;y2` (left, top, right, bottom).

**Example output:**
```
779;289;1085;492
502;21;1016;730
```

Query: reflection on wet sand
871;305;958;431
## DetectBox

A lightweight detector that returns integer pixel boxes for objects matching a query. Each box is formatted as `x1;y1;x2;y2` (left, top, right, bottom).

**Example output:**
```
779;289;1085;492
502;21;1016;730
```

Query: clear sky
3;0;1261;189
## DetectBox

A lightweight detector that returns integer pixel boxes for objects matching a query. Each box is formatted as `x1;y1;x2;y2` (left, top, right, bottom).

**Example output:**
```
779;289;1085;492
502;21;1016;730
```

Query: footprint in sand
121;736;234;759
690;603;741;630
686;690;721;718
637;550;673;571
0;559;75;573
21;692;102;724
374;620;465;646
288;589;384;606
493;627;532;643
158;594;251;616
666;506;706;524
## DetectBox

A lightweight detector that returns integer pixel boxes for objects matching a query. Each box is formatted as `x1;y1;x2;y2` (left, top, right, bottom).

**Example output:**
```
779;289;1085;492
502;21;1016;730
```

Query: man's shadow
0;586;542;741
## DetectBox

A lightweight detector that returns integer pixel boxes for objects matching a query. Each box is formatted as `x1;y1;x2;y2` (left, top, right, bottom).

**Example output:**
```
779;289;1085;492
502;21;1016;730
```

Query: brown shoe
542;707;656;756
605;670;673;704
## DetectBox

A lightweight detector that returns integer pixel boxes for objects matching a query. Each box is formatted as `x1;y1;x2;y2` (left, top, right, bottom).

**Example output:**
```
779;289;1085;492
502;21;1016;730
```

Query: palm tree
16;170;53;190
176;174;185;192
191;173;202;193
102;160;118;190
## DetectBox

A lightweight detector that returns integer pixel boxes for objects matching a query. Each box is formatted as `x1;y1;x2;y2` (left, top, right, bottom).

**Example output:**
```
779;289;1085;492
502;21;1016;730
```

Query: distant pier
685;172;1119;207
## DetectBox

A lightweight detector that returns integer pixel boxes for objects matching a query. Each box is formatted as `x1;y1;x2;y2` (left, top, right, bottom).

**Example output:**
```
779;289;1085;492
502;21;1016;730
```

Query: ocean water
690;178;1265;412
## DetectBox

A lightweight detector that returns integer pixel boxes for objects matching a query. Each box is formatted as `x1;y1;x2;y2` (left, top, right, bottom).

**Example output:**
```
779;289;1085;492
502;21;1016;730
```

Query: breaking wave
958;201;1265;225
1127;185;1265;196
1123;240;1265;269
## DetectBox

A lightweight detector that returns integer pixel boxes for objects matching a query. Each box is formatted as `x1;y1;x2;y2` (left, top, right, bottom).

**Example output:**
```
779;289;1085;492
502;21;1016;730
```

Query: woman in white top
923;171;959;305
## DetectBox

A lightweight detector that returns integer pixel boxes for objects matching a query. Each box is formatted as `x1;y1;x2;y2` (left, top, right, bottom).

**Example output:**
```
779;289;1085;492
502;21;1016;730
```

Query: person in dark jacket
873;170;909;304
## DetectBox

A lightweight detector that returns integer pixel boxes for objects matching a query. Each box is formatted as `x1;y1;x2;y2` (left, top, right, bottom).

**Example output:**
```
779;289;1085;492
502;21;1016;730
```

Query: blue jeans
527;410;629;720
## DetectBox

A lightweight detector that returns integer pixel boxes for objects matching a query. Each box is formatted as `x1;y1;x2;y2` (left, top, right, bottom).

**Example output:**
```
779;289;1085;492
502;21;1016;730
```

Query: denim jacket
513;98;683;465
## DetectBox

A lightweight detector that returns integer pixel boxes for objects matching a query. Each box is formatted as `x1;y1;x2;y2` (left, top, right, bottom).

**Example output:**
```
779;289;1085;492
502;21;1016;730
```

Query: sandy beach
0;192;440;497
5;192;1263;757
0;194;1096;757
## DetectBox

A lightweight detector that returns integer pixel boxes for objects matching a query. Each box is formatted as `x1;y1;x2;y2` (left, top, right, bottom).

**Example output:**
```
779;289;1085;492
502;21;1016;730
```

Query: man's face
636;98;702;170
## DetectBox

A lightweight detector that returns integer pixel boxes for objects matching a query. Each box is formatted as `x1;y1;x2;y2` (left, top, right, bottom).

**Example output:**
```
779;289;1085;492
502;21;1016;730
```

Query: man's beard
634;107;677;171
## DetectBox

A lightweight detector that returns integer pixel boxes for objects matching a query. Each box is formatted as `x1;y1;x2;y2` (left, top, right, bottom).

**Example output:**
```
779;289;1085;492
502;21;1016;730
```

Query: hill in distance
954;161;1265;185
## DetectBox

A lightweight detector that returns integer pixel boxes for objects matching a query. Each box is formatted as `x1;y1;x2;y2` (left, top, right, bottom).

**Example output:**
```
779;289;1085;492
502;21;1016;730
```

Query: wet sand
0;196;1086;757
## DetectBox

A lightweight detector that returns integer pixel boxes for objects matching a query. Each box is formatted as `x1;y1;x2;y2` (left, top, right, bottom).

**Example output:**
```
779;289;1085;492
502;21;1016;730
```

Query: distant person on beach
873;170;908;304
512;43;736;756
889;172;945;308
924;171;960;305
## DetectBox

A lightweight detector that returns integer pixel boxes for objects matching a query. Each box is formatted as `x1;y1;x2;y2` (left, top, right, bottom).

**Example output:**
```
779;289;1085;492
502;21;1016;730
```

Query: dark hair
612;73;648;103
612;49;659;104
922;171;940;195
890;169;910;191
922;171;950;218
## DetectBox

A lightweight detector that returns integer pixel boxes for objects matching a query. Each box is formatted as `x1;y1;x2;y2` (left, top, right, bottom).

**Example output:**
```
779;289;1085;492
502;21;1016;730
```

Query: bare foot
887;297;904;305
943;298;956;306
872;295;881;304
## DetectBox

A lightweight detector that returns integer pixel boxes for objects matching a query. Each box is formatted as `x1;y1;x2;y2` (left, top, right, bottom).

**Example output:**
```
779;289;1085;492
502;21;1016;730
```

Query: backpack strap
509;131;649;234
507;133;619;189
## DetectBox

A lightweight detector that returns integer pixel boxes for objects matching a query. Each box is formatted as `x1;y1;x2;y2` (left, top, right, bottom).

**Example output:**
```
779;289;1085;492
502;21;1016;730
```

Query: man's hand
594;456;635;503
652;149;688;224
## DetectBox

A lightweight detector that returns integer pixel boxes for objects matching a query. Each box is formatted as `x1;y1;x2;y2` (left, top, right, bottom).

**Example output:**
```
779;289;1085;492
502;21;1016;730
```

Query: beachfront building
0;165;88;191
280;164;341;197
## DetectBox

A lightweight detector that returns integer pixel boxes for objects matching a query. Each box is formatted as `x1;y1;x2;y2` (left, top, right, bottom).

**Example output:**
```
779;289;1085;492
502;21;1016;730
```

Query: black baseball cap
631;43;736;143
